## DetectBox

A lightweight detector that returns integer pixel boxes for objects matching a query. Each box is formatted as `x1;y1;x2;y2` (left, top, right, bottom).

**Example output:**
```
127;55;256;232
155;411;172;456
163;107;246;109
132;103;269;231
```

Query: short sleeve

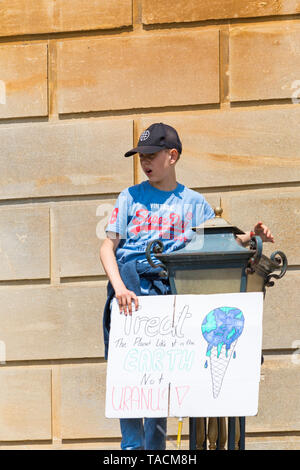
204;199;215;221
105;190;129;239
191;196;215;227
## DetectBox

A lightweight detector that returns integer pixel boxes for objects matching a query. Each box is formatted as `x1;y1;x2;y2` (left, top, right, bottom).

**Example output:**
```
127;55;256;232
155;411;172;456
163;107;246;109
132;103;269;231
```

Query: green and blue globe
201;306;244;358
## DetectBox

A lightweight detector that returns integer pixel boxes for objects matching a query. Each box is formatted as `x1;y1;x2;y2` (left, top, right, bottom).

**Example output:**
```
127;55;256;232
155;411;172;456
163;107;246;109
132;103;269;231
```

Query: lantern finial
214;198;223;218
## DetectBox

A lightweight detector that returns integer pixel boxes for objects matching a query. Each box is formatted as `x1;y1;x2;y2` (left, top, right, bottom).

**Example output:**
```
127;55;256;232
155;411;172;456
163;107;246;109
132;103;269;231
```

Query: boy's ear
169;148;179;164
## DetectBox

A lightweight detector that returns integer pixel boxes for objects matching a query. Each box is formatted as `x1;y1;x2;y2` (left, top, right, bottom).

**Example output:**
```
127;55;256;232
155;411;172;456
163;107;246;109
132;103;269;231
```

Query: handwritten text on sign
105;293;263;418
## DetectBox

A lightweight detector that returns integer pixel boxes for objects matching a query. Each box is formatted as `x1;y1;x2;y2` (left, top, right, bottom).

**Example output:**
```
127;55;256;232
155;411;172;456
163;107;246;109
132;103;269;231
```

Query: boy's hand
115;287;139;316
253;221;274;243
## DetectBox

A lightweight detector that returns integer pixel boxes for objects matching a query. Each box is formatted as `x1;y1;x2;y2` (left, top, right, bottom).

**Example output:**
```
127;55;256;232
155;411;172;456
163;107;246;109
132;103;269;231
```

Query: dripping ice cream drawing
201;307;245;399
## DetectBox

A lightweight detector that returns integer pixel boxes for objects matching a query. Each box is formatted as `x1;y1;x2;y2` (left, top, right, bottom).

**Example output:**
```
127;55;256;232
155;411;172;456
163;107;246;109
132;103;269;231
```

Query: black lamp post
146;206;287;450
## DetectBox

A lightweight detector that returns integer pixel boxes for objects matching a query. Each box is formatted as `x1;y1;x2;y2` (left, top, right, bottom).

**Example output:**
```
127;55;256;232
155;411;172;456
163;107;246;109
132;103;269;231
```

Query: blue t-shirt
105;181;215;293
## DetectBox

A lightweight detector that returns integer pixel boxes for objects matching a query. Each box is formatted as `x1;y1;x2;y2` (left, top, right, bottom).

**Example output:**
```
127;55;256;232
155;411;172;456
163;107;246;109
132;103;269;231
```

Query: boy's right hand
114;287;139;316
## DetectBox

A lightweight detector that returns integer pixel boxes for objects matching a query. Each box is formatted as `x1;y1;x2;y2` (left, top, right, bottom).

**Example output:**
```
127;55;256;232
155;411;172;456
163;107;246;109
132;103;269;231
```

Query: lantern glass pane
246;272;264;292
173;268;242;295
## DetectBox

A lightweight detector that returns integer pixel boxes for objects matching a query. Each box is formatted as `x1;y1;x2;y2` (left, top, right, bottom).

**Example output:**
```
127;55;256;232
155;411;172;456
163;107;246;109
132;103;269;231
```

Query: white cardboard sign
105;292;263;418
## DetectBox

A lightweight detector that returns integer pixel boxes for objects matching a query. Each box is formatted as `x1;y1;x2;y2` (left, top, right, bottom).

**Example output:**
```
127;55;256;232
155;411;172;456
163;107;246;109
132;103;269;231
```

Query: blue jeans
120;417;167;450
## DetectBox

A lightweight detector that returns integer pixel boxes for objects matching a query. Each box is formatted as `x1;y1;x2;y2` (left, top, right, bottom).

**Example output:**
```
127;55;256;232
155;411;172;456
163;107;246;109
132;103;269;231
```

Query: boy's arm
99;232;138;316
236;221;274;246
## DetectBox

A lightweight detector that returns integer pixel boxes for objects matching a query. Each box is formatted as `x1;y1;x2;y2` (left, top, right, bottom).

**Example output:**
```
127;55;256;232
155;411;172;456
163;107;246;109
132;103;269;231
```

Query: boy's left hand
253;221;274;243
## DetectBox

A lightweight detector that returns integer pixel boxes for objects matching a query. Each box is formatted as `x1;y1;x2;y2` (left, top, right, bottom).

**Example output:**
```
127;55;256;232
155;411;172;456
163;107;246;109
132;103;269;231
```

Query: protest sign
105;292;263;418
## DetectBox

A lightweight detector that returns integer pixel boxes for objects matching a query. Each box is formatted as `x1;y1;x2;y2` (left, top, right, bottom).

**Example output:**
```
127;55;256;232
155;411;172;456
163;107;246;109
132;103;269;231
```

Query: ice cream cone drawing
201;307;245;399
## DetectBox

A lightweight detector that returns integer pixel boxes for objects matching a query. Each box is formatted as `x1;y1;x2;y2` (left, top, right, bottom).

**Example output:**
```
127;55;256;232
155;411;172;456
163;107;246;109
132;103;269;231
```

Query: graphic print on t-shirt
105;181;215;265
129;205;193;242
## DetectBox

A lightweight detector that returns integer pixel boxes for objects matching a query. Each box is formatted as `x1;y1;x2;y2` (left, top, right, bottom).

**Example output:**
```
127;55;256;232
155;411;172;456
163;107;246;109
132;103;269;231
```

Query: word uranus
111;386;168;412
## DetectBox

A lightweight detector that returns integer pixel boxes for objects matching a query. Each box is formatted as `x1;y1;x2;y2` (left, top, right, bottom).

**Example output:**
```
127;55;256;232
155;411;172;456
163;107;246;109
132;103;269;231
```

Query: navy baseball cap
124;122;182;157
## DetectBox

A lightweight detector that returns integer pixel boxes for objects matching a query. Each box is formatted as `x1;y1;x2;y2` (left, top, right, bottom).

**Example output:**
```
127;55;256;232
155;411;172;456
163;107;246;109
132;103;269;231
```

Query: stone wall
0;0;299;450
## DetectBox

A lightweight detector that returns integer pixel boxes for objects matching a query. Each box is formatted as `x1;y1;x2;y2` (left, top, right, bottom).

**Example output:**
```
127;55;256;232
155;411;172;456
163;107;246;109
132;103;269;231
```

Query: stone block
139;109;300;188
230;24;300;101
0;284;107;360
0;119;133;199
0;0;53;36
55;199;117;278
60;363;120;439
142;0;300;24
263;270;300;350
0;43;47;118
247;355;300;432
60;363;188;439
246;435;300;450
0;367;51;441
57;31;219;113
57;0;132;32
0;206;49;281
222;187;300;265
0;0;132;36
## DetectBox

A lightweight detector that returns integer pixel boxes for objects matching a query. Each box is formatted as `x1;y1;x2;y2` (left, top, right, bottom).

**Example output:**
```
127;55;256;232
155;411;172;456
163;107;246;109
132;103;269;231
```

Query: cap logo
140;130;150;141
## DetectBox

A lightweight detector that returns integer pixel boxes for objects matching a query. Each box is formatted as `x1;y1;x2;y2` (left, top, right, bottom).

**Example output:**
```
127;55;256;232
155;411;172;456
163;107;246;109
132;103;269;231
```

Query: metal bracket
246;235;263;274
265;250;288;287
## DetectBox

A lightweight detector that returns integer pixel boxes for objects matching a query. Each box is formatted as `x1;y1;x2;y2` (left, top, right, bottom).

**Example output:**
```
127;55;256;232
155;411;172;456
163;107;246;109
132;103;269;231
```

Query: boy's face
139;148;178;183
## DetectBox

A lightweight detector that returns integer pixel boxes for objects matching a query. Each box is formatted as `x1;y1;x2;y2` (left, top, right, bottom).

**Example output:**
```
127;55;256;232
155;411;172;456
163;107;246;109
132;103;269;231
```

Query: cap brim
124;145;165;157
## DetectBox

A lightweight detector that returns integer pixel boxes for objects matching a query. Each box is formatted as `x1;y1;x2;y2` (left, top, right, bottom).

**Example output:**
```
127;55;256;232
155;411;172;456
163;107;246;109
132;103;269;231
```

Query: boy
100;122;274;450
